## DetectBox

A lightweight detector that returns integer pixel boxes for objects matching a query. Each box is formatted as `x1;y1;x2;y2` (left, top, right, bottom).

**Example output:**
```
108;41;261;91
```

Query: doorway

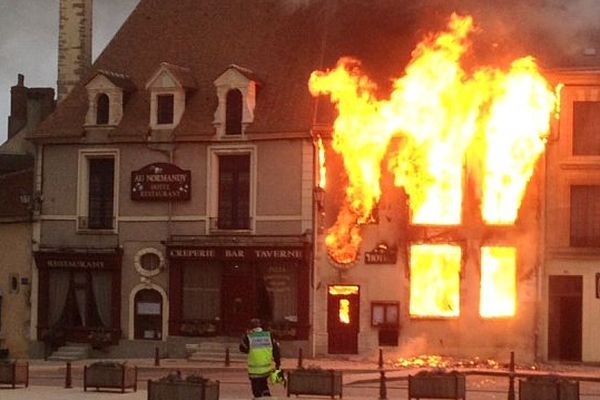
327;285;359;354
221;262;254;334
134;289;163;340
548;275;582;361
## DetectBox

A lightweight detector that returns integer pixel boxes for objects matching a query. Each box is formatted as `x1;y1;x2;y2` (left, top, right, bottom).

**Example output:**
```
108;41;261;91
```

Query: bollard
65;361;72;389
378;370;387;400
225;347;230;367
378;348;384;369
507;351;515;400
297;348;303;368
154;346;160;367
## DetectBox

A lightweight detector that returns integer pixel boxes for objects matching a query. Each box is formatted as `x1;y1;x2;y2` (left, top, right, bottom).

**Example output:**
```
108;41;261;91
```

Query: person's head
249;318;262;329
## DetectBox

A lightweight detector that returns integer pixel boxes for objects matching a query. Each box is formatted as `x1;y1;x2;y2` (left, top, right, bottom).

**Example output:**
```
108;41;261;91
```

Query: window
573;101;600;155
134;248;164;277
570;185;600;247
218;154;250;229
371;302;399;327
182;262;221;321
88;158;115;229
409;244;461;318
225;89;243;135
480;247;516;318
96;94;110;125
157;94;174;125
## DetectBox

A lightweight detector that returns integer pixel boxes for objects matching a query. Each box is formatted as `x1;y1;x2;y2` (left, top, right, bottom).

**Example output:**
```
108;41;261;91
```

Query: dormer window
146;62;196;131
157;94;174;125
213;64;259;138
96;94;110;125
225;89;243;135
84;70;135;128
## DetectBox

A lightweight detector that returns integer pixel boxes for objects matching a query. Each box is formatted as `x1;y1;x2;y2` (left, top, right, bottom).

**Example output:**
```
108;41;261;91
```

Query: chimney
8;74;28;140
57;0;92;102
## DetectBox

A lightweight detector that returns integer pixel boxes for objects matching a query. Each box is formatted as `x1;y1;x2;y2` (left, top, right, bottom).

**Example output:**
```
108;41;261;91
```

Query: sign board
131;162;191;201
168;246;305;261
365;243;397;264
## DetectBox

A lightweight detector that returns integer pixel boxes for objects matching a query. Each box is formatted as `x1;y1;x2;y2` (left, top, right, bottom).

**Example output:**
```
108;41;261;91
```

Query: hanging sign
364;243;397;264
131;162;191;201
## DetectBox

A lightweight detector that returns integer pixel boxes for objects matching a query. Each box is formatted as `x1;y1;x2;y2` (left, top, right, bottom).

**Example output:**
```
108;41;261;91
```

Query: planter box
84;362;137;393
519;376;579;400
0;361;29;388
147;378;220;400
286;369;342;399
408;372;466;400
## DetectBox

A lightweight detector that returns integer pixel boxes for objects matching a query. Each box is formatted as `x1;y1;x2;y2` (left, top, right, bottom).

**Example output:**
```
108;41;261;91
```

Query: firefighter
239;318;281;398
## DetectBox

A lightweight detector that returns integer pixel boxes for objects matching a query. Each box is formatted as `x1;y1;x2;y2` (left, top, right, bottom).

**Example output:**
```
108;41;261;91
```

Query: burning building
310;11;559;361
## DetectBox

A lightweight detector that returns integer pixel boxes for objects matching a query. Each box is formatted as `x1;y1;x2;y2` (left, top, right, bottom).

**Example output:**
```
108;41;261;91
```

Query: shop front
34;249;122;344
167;238;310;340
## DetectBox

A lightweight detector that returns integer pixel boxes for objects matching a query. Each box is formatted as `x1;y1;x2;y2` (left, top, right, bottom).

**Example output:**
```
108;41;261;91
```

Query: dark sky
0;0;139;143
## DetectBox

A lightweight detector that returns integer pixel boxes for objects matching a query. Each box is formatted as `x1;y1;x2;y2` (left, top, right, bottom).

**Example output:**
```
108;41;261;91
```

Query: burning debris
393;355;538;371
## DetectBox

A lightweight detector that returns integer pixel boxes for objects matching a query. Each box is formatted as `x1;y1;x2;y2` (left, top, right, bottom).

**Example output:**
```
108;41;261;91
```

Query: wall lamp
314;186;325;212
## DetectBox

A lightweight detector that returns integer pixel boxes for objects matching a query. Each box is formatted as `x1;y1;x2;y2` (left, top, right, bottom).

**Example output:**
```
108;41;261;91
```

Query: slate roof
30;0;600;140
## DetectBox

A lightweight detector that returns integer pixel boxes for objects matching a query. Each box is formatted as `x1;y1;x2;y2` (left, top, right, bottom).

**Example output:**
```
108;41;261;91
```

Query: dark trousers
250;376;270;397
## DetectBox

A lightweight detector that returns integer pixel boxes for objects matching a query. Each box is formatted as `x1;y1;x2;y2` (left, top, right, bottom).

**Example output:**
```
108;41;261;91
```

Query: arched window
96;94;110;125
225;89;243;135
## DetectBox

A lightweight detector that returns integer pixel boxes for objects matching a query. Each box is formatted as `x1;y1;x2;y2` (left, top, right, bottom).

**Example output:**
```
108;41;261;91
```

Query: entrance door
327;285;359;354
548;275;582;361
221;262;254;334
134;289;163;340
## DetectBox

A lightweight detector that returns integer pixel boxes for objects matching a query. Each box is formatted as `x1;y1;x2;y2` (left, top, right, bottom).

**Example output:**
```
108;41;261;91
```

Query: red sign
131;163;191;201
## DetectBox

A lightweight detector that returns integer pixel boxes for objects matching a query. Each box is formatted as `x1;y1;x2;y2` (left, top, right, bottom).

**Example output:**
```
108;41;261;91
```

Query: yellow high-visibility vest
247;330;274;377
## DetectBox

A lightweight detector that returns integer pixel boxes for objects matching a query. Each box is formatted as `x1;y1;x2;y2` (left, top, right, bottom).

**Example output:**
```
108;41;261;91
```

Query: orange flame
480;247;516;317
339;299;350;324
309;13;557;264
409;244;461;317
317;136;327;189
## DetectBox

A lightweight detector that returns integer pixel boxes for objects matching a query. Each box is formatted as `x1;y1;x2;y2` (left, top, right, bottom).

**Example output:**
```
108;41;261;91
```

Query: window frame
156;94;175;125
77;149;119;233
207;145;256;234
570;184;600;247
96;93;110;125
572;101;600;156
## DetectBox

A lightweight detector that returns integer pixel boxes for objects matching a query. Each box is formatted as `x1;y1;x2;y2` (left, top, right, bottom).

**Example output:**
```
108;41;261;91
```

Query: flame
309;14;557;264
317;136;327;189
554;83;564;120
480;247;516;317
409;244;461;317
339;299;350;324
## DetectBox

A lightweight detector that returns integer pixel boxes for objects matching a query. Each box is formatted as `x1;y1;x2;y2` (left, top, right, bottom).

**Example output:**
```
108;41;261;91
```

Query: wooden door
548;275;582;361
221;262;254;334
327;285;359;354
134;289;163;340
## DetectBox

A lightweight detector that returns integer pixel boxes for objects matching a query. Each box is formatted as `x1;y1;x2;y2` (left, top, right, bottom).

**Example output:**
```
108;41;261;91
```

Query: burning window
480;247;516;318
409;244;461;318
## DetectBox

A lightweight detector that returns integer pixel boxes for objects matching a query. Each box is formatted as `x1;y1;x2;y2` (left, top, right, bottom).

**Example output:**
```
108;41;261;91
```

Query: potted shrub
148;372;220;400
83;361;137;393
519;375;579;400
0;360;29;389
408;369;466;400
287;365;342;399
